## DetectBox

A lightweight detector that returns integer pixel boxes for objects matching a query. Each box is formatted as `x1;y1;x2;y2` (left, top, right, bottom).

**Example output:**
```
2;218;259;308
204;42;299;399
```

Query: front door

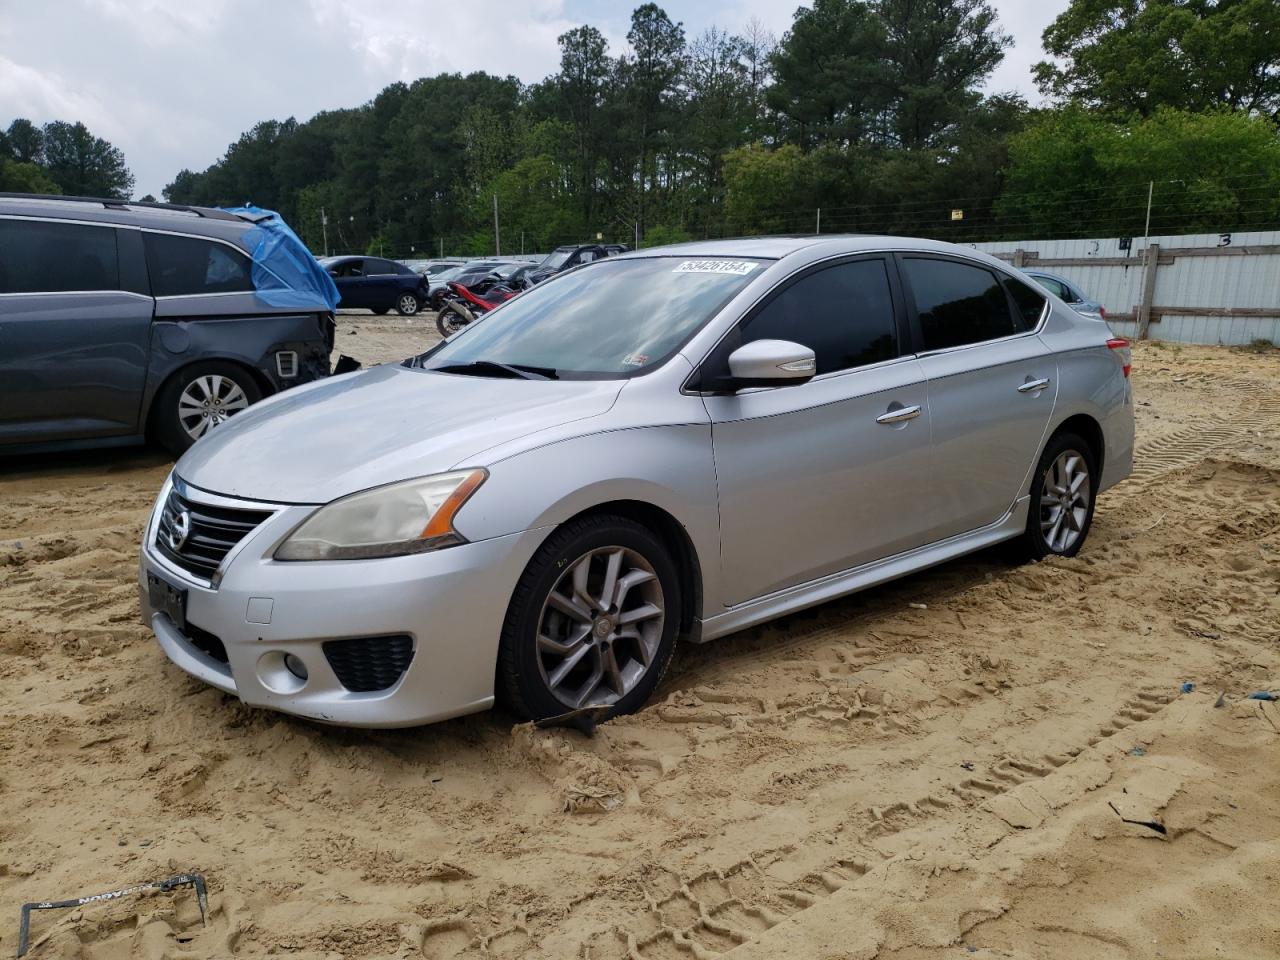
699;257;935;606
0;219;153;445
898;255;1057;542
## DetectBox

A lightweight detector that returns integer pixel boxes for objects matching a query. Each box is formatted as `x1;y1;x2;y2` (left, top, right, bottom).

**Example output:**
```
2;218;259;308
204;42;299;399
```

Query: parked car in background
0;194;338;456
140;235;1133;728
429;260;520;309
320;255;430;316
411;259;465;278
525;243;626;285
1026;270;1106;321
493;262;535;287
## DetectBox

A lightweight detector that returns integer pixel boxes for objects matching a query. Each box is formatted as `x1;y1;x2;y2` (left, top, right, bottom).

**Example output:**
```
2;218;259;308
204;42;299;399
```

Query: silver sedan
139;236;1134;727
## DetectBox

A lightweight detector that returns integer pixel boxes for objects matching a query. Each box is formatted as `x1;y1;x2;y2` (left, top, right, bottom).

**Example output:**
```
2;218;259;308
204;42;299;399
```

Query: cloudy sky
0;0;1068;199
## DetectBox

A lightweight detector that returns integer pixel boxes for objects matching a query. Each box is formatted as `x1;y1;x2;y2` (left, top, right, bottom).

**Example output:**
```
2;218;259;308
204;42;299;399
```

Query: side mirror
725;339;816;389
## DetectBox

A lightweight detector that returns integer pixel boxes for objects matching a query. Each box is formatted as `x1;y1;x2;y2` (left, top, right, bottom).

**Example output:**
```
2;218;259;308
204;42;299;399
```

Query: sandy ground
1;327;1278;960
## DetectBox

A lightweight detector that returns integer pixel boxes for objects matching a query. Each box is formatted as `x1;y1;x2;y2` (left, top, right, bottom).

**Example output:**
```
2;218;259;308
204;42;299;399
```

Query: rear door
329;258;369;308
901;255;1056;542
700;256;935;605
0;217;154;446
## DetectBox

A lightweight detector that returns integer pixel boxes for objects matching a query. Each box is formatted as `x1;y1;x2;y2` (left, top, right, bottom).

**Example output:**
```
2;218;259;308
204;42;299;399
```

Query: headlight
274;469;487;561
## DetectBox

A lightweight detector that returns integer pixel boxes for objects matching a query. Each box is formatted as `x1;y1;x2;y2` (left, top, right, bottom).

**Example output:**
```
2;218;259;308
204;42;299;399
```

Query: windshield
425;263;457;276
420;256;764;378
538;248;574;270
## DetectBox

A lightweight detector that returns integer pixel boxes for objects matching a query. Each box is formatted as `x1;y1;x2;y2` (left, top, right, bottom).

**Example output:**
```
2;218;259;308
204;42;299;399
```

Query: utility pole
320;207;329;256
493;193;501;256
1142;180;1154;246
815;208;821;234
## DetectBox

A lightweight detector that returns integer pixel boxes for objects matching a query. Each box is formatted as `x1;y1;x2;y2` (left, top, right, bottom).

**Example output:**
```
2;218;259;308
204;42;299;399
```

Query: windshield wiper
429;360;557;380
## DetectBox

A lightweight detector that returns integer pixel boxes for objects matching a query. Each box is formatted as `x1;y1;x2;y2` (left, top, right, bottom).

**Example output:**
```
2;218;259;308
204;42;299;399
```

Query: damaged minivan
0;194;343;456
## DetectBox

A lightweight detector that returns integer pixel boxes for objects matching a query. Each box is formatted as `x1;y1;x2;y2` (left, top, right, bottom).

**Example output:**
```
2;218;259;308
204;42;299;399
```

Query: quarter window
144;233;253;297
740;259;898;375
1003;276;1048;332
902;258;1016;351
0;218;119;293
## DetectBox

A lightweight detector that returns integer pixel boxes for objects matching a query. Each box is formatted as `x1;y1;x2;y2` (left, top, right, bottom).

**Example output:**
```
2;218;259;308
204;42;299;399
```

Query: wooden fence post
1136;242;1160;340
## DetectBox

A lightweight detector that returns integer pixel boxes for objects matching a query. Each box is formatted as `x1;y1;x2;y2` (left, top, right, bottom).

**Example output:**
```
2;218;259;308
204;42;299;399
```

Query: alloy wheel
399;294;420;315
1040;449;1091;553
535;546;665;710
177;375;249;440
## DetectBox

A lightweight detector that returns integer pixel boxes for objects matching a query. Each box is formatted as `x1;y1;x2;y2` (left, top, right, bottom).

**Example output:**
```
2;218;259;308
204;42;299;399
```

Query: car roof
616;234;1031;270
0;193;268;251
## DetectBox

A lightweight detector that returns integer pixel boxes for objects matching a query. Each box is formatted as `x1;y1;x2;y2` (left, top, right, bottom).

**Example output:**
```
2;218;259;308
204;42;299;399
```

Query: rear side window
144;233;253;297
0;218;119;293
1003;276;1047;331
1032;275;1068;299
902;258;1016;351
741;258;897;375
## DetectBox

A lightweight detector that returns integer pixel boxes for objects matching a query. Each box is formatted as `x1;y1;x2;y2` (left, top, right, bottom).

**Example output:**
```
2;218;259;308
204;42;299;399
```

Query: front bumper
139;481;549;728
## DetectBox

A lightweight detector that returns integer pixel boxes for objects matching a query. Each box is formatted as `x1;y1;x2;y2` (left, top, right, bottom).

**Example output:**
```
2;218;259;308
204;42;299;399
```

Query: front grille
184;621;229;664
155;485;273;581
323;635;415;693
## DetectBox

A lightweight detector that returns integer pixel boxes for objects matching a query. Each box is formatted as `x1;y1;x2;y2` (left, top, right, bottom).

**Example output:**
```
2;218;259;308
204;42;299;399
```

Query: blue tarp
221;205;341;312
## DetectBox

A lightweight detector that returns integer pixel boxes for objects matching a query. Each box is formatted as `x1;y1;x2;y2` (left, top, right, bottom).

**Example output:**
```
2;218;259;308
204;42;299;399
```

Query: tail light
1107;337;1131;378
1099;306;1107;319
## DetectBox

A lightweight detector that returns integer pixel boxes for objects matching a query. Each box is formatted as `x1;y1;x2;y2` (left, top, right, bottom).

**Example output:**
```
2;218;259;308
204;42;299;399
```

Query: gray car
1025;270;1106;321
0;194;337;455
139;236;1134;727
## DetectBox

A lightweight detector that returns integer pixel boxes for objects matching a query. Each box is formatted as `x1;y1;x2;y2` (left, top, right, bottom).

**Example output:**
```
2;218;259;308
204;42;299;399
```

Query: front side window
902;257;1016;352
145;233;253;297
421;256;763;378
0;218;119;293
738;259;898;375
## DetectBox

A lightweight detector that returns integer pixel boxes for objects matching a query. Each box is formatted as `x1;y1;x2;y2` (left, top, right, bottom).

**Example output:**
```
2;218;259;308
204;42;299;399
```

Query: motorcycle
435;277;521;337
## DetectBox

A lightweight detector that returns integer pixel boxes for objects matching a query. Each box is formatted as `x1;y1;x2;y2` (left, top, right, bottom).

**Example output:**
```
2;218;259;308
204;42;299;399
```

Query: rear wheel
153;361;262;456
497;516;680;722
1017;431;1097;560
436;304;470;337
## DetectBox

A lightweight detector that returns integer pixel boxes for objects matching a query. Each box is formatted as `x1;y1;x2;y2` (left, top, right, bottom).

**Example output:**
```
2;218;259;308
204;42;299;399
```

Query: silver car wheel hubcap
178;375;249;440
536;546;665;710
1040;449;1091;552
400;295;418;314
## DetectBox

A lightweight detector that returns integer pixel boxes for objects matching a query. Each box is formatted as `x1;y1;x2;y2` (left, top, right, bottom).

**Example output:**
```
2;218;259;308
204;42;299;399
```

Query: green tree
5;119;45;164
997;107;1280;237
768;0;887;149
0;157;59;193
877;0;1010;149
1036;0;1280;120
41;121;134;197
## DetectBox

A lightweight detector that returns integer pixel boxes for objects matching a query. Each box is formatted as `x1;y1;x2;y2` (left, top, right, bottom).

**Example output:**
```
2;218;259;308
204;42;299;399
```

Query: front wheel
152;361;262;456
496;516;680;722
436;304;471;337
1017;431;1097;560
395;292;422;316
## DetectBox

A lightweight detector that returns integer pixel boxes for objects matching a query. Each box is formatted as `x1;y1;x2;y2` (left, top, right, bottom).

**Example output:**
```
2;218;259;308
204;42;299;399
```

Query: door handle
1017;377;1050;393
876;404;922;425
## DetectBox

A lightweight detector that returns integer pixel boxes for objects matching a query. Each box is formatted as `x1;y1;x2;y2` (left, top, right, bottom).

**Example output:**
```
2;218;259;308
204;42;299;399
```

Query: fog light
284;653;308;681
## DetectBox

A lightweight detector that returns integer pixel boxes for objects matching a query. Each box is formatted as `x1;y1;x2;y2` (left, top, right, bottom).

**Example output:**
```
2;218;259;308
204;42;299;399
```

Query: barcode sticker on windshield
673;260;758;275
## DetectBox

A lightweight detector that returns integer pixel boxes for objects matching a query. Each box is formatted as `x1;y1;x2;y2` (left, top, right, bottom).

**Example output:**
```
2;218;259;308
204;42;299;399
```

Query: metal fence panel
972;230;1280;345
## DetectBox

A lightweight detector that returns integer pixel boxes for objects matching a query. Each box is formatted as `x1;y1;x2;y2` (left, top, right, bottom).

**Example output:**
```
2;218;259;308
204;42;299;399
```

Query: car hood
175;364;624;503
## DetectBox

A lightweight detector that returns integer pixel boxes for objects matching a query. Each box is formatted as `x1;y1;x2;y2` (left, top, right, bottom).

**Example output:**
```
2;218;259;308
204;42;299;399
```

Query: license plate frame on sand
147;572;187;631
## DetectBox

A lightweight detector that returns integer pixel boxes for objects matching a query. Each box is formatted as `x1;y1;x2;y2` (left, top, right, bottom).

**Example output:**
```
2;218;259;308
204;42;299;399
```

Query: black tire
496;515;681;722
152;361;262;457
1016;431;1098;561
372;307;390;315
436;305;470;338
395;292;422;316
